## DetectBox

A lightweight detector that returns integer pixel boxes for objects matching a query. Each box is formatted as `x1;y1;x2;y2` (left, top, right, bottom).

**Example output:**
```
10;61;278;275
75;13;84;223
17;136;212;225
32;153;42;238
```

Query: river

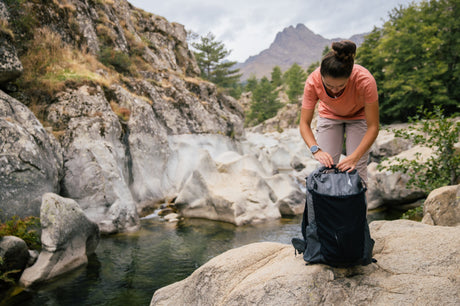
3;209;400;306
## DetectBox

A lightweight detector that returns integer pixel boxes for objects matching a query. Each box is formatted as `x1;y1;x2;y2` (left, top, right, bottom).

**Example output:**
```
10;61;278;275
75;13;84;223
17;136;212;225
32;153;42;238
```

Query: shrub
378;105;460;194
98;47;133;74
401;204;424;221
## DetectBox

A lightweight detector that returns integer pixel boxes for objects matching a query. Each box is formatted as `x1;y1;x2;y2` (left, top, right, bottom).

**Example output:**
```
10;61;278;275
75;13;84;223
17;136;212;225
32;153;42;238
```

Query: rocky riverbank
1;0;460;293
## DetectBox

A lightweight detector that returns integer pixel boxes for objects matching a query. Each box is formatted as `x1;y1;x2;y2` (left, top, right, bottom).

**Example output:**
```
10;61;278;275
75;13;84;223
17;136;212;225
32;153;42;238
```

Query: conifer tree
246;76;282;125
285;63;306;103
271;66;283;87
245;75;258;93
191;32;241;92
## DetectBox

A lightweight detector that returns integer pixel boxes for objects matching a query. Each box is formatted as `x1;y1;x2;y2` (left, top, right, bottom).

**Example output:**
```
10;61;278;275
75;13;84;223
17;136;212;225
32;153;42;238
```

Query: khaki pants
316;117;369;182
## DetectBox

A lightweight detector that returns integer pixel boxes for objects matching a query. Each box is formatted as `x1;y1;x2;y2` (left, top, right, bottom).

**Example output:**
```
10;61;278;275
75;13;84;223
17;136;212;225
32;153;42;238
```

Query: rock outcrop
46;85;139;233
369;123;413;162
19;193;100;287
0;90;63;221
151;220;460;305
0;1;23;84
166;133;306;225
0;35;22;84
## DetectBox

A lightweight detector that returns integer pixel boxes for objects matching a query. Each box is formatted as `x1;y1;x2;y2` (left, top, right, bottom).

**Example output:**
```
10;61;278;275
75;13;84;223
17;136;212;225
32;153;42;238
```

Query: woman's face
322;76;349;96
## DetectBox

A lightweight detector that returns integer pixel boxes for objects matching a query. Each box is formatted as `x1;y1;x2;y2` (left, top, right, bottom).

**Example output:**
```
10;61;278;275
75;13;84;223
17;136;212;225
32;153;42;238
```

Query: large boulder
174;152;282;226
265;173;305;215
369;123;413;162
19;193;100;288
366;145;431;209
241;129;315;174
151;220;460;305
0;236;29;279
422;184;460;226
0;91;63;221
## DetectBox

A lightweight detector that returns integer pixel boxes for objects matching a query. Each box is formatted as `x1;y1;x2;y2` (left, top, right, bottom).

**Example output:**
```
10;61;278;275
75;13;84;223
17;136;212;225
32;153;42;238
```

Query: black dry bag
292;166;375;267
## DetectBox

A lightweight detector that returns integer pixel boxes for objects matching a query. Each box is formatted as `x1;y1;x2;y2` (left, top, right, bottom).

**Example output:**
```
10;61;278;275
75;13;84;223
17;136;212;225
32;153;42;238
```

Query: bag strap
318;164;358;175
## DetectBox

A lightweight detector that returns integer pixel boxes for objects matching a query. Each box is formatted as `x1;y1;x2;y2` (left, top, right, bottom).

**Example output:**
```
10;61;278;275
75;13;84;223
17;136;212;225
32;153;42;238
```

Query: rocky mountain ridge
236;23;368;80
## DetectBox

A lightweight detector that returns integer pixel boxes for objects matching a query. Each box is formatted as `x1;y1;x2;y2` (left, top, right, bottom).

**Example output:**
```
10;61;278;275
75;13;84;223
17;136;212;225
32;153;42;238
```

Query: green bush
98;47;133;74
401;204;424;221
378;105;460;194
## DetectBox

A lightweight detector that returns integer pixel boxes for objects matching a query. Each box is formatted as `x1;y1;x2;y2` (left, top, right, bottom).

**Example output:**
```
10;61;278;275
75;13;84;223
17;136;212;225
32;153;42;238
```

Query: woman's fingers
315;151;333;168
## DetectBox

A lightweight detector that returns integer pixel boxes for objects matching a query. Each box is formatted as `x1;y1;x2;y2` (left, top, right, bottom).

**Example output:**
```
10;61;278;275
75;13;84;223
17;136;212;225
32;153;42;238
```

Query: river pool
2;209;399;306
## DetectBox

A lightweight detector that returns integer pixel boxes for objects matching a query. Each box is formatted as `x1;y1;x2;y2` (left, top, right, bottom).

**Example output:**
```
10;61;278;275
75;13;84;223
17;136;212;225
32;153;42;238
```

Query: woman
299;40;379;182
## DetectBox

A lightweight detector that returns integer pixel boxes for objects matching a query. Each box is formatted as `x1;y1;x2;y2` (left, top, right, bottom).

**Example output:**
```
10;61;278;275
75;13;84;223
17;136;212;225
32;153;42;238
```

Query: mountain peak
272;23;324;48
237;24;367;80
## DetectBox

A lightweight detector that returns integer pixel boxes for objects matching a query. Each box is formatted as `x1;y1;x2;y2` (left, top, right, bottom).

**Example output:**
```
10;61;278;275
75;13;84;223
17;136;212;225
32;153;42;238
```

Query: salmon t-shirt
302;64;378;120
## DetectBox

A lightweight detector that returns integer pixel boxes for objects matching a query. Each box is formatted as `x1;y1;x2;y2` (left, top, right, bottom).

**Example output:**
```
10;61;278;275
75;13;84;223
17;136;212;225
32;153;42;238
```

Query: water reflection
4;209;401;306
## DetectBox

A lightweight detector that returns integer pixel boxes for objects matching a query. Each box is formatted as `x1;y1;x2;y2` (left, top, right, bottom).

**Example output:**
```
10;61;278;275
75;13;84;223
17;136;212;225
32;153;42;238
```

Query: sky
128;0;423;63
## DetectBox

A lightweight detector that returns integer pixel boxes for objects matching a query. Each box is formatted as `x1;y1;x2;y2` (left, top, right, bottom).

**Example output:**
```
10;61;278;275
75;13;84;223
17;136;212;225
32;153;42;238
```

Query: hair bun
332;40;356;63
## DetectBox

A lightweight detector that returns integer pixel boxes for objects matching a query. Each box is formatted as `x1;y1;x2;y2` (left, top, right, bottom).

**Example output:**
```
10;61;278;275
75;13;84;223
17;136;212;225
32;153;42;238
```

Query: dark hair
320;40;356;78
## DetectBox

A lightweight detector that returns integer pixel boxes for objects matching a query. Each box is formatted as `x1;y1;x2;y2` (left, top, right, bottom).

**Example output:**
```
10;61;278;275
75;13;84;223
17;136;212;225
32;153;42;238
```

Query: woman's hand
337;154;359;172
313;150;334;168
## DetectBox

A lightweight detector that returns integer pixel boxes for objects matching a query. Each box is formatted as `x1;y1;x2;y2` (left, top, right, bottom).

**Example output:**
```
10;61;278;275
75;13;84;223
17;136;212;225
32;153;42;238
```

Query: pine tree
245;75;258;93
246;77;282;125
191;32;241;92
285;63;306;104
271;66;283;87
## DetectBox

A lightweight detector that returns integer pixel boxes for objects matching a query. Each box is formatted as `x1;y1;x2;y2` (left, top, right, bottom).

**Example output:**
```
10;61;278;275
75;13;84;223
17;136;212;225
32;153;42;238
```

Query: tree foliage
357;0;460;123
191;32;241;96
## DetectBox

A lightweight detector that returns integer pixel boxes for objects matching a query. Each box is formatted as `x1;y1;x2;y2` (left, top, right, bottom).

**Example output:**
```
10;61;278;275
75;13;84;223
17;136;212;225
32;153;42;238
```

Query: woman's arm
336;100;379;172
299;108;334;168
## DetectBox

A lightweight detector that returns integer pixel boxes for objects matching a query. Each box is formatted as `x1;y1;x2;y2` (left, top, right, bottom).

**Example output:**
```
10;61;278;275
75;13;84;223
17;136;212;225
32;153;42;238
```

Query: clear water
2;209;400;306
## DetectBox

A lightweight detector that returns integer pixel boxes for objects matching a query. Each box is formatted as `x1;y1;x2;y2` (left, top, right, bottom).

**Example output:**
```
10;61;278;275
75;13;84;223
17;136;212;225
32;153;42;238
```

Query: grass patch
18;27;118;99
